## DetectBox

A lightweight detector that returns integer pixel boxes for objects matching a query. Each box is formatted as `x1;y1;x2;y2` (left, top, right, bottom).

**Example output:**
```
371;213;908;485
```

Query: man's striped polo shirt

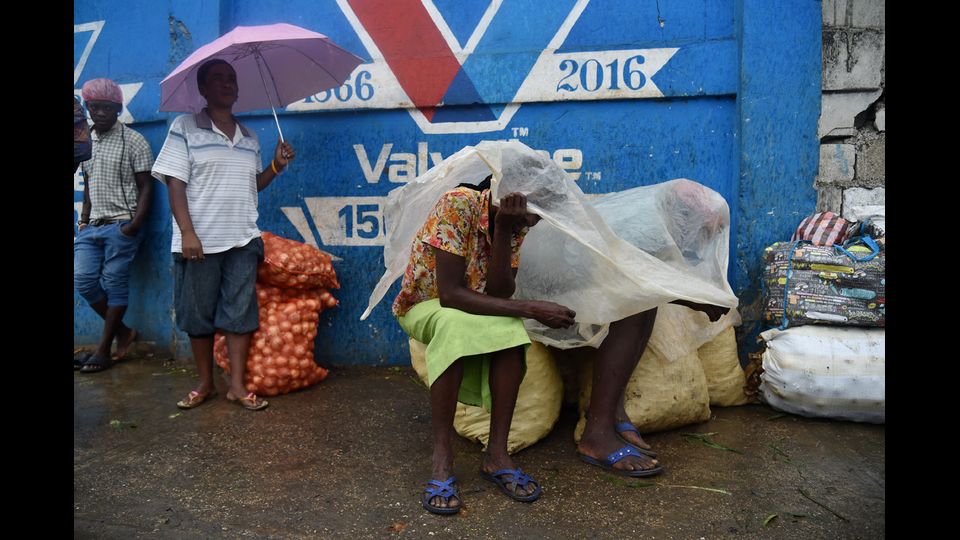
151;109;263;254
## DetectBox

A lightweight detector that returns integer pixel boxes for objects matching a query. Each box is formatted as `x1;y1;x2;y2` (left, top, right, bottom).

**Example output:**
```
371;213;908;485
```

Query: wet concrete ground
74;351;884;539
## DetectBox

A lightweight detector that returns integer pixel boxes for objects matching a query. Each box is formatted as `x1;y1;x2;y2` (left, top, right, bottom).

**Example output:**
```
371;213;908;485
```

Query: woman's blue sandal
578;445;664;477
614;422;658;457
480;468;542;503
422;476;461;515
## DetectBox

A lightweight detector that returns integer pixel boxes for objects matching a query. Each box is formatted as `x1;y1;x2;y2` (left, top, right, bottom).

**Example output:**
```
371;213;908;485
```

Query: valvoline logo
341;0;583;131
315;0;677;134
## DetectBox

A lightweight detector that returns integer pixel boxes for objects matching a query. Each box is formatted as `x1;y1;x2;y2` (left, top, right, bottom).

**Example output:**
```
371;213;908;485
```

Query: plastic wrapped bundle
759;326;884;423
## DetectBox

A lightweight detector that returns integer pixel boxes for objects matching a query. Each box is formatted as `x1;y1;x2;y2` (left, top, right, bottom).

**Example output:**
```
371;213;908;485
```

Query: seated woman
393;176;727;515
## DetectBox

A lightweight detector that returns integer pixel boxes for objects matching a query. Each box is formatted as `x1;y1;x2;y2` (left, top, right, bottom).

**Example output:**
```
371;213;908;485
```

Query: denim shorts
74;220;142;307
173;236;264;337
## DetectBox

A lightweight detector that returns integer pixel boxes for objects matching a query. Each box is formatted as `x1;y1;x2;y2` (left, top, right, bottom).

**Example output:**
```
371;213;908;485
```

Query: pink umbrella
159;23;364;140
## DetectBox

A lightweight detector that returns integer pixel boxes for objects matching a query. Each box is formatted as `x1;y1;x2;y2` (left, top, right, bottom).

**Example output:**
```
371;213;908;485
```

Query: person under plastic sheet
608;178;728;265
393;175;730;515
516;175;739;360
592;177;736;327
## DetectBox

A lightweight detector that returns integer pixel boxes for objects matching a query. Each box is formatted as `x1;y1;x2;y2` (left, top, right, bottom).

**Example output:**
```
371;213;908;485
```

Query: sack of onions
214;285;335;396
258;231;340;290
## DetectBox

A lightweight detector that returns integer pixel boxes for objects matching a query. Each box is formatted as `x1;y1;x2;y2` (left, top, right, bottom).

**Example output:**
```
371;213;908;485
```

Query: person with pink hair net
74;78;154;373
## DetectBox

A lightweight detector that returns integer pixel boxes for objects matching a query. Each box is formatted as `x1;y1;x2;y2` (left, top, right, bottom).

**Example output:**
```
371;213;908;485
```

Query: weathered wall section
816;0;885;218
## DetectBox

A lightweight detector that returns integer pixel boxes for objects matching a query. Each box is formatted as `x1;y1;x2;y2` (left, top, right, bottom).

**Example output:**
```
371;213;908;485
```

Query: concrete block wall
816;0;885;220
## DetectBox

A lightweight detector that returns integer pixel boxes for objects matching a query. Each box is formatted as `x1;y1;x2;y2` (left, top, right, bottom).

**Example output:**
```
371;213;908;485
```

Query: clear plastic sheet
362;140;738;360
583;181;741;360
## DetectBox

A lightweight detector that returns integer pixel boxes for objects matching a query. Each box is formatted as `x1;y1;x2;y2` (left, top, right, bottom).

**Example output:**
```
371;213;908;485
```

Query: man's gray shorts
173;237;264;337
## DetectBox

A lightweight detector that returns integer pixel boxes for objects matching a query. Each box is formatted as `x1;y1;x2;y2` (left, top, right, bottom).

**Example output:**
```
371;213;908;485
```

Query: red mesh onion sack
258;231;340;290
214;285;338;396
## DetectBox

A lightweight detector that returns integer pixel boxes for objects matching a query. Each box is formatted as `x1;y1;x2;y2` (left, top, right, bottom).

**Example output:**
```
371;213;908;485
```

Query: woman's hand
495;192;533;233
526;301;577;329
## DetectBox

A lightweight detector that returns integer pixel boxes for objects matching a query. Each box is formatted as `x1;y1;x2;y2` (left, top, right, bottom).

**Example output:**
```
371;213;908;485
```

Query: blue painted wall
734;0;822;353
74;0;820;364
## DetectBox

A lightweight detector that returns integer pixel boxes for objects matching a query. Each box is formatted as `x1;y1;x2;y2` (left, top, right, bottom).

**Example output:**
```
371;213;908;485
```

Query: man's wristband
271;159;284;175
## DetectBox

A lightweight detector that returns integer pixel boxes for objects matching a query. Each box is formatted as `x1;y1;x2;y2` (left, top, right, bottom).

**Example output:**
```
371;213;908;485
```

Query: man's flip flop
578;445;664;478
74;352;92;370
480;468;542;503
226;391;269;411
422;476;461;515
177;390;217;409
79;355;113;373
615;422;658;457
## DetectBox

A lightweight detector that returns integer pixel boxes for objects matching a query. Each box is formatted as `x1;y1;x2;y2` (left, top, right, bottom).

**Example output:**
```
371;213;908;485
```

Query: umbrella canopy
159;23;364;115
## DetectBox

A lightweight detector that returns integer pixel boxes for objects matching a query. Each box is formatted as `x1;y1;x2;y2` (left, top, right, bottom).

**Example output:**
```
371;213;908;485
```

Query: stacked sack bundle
408;338;563;455
410;319;750;454
215;232;339;397
571;313;749;442
759;211;885;423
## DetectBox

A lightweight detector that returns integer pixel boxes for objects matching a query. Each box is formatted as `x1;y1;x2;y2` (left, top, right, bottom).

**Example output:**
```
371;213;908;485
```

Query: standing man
152;59;295;411
75;78;154;372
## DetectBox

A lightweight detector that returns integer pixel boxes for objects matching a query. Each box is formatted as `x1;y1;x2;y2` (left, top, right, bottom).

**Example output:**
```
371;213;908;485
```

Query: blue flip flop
422;476;461;515
578;445;664;477
480;468;542;503
615;422;658;457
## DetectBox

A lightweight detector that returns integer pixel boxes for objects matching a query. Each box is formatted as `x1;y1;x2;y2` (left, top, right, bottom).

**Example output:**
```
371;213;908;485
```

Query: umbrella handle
270;104;285;143
254;51;285;143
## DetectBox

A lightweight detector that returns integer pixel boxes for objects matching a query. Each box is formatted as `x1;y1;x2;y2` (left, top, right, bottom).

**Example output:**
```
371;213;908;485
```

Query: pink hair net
81;78;123;105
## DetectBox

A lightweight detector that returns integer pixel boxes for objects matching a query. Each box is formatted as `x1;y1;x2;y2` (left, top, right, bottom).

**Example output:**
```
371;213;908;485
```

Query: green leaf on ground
659;483;733;495
763;514;778;526
798;488;849;521
109;420;137;431
608;474;732;495
767;413;787;421
681;432;743;454
769;444;793;464
769;444;790;457
152;367;191;376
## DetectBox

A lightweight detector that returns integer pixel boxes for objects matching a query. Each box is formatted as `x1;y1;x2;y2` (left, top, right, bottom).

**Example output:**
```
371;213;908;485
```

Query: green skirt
397;298;530;411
